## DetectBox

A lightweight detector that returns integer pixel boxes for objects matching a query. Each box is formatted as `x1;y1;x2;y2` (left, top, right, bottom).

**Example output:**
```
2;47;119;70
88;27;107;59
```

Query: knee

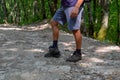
50;20;58;27
72;30;82;36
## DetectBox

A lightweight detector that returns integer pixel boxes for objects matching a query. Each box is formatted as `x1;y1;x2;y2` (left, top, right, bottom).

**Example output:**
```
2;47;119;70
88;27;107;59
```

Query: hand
70;7;79;18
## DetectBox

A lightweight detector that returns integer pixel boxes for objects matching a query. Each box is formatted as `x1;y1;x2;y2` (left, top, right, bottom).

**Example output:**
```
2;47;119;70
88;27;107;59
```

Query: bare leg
50;20;59;41
44;20;61;58
72;29;82;50
66;29;82;62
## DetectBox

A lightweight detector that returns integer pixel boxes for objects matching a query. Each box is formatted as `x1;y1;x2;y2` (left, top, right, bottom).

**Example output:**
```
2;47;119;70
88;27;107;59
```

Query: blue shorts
52;7;83;30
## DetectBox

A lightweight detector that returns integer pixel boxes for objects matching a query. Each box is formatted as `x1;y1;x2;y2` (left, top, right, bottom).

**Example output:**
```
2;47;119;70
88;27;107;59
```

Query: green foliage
0;0;56;25
106;0;119;44
83;0;120;44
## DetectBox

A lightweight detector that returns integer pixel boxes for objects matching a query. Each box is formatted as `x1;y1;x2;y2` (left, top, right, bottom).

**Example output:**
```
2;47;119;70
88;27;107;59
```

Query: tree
86;2;94;38
116;0;120;44
1;0;8;23
48;0;58;16
41;0;46;19
97;0;109;41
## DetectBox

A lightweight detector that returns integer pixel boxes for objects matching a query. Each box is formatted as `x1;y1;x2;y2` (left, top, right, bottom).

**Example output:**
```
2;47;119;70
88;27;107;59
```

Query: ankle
52;40;58;48
76;49;81;54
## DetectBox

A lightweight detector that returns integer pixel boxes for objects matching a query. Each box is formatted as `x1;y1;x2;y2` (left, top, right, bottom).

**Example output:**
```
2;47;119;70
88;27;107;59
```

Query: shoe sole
44;54;61;58
66;57;82;62
66;59;81;62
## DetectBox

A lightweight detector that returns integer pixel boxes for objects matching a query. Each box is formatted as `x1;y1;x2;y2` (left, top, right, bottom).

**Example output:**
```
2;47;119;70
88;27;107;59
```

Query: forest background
0;0;120;45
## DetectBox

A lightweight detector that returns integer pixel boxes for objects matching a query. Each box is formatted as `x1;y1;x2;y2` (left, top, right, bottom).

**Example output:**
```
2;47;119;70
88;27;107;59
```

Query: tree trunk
97;0;109;41
116;0;120;44
1;0;8;23
33;0;39;17
21;0;28;22
16;0;20;24
48;0;58;16
86;2;94;38
13;0;17;24
41;0;46;19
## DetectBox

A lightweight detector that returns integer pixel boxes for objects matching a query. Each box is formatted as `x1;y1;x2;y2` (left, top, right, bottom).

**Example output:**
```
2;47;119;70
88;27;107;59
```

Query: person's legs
72;29;82;50
44;20;61;58
50;20;59;48
50;7;67;48
44;19;61;58
44;7;67;58
64;7;83;62
66;29;82;62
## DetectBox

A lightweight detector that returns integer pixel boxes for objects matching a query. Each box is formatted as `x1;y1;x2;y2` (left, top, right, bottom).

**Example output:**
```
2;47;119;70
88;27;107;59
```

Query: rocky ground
0;22;120;80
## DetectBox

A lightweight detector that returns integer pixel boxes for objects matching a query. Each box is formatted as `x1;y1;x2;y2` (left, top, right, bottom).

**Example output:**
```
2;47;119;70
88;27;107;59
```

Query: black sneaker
44;46;61;58
66;51;82;62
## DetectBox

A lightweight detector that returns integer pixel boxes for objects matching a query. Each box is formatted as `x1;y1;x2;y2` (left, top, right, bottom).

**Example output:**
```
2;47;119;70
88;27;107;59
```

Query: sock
52;40;58;48
76;49;81;54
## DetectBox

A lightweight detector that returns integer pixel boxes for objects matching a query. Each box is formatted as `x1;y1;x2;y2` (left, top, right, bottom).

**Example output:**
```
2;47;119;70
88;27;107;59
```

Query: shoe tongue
73;51;81;55
73;51;77;55
49;45;58;49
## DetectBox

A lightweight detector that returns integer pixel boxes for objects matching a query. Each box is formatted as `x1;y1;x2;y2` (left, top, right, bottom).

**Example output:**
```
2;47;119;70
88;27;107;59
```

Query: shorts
52;7;83;30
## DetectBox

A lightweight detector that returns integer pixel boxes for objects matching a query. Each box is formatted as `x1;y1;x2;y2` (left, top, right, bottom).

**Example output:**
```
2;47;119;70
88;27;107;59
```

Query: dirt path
0;23;120;80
